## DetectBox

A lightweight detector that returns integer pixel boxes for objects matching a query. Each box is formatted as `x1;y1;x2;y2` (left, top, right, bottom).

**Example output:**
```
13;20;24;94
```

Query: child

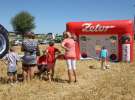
37;50;48;79
99;46;108;70
46;41;61;82
3;47;20;85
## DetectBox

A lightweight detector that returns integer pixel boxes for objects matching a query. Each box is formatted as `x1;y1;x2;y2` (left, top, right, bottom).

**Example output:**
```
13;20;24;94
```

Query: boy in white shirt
3;47;20;84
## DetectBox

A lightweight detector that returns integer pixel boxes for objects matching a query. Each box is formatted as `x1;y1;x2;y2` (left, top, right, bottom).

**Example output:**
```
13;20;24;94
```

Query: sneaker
106;64;110;67
10;83;14;86
105;64;110;69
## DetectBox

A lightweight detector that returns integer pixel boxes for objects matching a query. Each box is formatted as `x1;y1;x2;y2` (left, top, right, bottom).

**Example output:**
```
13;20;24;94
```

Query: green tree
11;11;35;35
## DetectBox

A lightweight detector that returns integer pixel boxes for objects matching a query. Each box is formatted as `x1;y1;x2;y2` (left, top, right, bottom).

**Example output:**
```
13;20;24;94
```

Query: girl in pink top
62;31;77;83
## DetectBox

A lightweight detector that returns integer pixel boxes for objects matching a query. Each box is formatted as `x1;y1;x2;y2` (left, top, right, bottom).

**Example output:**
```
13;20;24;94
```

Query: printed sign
79;35;118;61
122;44;130;62
82;23;115;32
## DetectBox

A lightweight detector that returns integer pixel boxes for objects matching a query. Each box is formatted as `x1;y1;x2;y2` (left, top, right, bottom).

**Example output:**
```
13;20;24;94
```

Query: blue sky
0;0;134;34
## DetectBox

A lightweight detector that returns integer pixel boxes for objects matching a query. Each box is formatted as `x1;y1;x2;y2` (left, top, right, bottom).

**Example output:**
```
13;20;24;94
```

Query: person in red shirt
46;41;61;82
37;50;48;79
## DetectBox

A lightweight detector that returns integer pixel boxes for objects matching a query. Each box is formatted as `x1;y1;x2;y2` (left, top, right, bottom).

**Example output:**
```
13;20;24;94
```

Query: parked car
0;24;9;58
54;35;63;43
39;40;49;44
14;40;22;45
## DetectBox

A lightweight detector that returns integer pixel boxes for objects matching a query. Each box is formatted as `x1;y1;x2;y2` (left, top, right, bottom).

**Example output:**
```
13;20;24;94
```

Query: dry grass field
0;43;134;100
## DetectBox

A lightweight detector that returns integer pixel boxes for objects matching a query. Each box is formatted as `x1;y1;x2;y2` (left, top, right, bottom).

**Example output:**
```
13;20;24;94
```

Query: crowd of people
1;31;109;85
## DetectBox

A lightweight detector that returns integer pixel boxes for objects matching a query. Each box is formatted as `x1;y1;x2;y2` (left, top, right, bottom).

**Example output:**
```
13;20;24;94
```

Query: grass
0;43;134;100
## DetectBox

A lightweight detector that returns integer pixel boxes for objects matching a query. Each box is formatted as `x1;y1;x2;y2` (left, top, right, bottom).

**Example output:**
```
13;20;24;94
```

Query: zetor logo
82;23;115;32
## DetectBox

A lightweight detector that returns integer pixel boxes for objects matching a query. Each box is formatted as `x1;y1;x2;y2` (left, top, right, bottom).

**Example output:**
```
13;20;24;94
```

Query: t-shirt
22;39;38;54
22;39;38;64
46;46;60;64
100;49;108;58
4;52;20;72
62;38;76;59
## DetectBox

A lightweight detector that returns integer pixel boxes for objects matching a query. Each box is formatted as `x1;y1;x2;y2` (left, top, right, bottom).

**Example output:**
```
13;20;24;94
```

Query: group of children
1;41;61;85
0;40;110;85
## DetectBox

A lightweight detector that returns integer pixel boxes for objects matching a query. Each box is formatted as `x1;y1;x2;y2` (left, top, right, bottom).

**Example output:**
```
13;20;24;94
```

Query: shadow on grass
0;73;24;84
0;74;68;84
53;78;68;83
0;77;8;84
89;65;96;69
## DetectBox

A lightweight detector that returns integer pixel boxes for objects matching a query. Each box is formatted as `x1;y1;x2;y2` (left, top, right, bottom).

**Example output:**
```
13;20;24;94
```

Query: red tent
66;20;134;62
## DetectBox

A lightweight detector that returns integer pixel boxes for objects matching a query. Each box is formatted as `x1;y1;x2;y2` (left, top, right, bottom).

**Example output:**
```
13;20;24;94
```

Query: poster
79;35;118;61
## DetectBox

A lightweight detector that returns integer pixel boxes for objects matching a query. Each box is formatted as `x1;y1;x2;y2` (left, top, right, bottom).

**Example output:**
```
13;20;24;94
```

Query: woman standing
62;31;77;83
21;32;39;81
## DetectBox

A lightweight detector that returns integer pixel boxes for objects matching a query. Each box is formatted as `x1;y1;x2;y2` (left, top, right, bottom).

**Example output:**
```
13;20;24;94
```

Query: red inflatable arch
66;20;134;62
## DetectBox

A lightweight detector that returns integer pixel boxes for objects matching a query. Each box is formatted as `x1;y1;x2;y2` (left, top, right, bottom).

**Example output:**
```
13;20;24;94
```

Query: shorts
101;57;107;61
7;71;17;76
22;55;37;65
22;63;36;71
66;59;76;70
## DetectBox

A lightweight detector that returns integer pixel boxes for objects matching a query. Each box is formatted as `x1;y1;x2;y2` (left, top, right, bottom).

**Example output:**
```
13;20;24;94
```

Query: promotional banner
122;44;130;62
